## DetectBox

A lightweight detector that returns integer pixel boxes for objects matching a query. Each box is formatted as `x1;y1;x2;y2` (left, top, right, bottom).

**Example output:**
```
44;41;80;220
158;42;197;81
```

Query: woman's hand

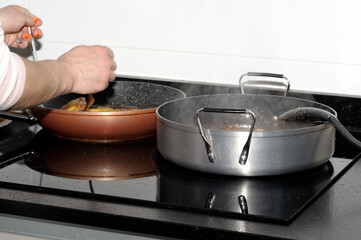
58;45;117;94
0;5;42;49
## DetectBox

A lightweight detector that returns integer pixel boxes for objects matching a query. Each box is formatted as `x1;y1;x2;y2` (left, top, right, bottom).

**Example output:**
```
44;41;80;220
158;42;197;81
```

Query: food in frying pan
61;97;87;111
87;107;139;112
61;97;139;112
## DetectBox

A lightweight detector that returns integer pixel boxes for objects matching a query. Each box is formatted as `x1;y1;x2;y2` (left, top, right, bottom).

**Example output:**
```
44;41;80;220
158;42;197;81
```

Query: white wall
2;0;361;96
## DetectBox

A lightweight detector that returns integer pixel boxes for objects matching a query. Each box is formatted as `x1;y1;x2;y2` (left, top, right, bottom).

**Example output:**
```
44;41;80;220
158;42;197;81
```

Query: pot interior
157;94;336;132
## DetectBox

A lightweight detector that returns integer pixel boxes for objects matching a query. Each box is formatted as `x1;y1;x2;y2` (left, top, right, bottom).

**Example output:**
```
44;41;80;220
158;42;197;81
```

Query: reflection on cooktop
155;152;335;220
26;130;157;180
0;129;355;224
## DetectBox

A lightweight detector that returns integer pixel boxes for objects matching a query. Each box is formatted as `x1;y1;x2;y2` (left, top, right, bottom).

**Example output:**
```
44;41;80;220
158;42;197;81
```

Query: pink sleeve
0;21;26;110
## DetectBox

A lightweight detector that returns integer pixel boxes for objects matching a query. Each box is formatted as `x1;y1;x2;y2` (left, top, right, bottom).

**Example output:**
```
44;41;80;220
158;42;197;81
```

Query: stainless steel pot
156;72;344;176
156;93;336;176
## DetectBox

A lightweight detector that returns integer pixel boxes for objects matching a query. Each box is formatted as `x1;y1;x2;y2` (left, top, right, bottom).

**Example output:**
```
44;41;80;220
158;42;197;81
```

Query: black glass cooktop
0;122;357;224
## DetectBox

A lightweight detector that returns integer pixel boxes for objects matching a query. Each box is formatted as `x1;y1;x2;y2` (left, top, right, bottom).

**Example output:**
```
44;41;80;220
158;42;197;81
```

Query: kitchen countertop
1;76;361;240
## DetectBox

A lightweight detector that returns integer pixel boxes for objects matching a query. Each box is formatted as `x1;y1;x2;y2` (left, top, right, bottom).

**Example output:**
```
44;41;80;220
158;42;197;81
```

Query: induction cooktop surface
0;123;356;224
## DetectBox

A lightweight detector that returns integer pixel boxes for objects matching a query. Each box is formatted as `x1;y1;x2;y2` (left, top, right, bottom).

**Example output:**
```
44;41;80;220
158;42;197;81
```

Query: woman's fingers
14;25;42;48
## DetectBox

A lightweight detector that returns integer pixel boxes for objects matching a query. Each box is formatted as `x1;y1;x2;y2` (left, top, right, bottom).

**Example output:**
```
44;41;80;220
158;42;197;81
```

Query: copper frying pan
0;81;186;142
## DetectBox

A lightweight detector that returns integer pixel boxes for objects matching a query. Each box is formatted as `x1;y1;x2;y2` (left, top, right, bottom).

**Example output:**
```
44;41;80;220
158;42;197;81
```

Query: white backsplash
2;0;361;96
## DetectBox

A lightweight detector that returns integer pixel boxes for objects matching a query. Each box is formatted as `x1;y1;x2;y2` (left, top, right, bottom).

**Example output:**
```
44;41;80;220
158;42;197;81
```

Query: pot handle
239;72;290;96
238;195;249;214
196;108;256;165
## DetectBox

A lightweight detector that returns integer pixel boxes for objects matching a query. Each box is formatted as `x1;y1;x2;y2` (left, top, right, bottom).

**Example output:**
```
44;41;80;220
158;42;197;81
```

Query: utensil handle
279;107;361;149
196;107;256;165
28;27;38;61
239;72;290;96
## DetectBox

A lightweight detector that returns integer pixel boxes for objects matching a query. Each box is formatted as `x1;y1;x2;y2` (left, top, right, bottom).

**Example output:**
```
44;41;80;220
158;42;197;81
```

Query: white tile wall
2;0;361;96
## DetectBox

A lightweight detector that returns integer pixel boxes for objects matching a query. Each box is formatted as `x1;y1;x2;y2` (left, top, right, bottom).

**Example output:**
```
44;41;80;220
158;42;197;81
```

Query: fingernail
33;17;38;24
34;30;40;37
24;33;30;40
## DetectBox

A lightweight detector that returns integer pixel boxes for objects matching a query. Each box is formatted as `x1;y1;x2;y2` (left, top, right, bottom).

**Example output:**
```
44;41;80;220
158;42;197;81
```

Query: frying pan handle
196;107;256;165
0;109;37;124
239;72;290;96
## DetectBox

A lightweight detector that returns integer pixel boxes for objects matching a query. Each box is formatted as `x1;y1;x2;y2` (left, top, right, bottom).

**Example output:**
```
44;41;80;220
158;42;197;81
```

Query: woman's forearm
12;45;116;109
11;58;71;109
